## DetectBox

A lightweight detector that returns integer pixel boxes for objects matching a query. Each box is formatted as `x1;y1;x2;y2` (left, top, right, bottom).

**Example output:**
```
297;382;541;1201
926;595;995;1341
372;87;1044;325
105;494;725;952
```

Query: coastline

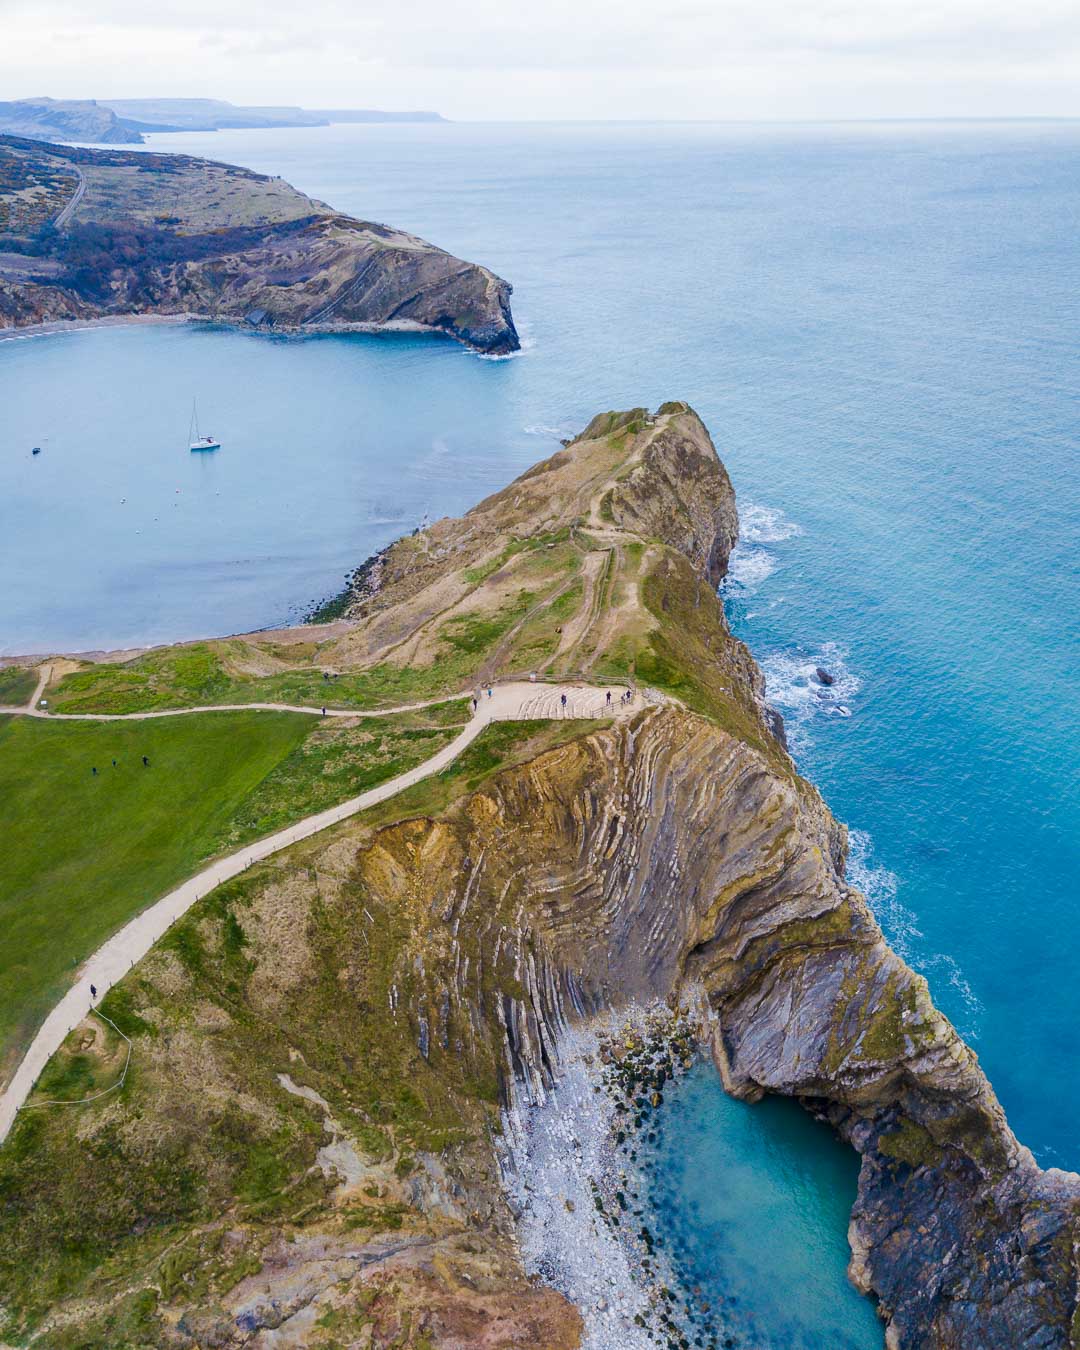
3;393;1076;1346
500;1003;724;1350
0;313;192;342
0;311;472;346
0;613;360;670
0;505;391;667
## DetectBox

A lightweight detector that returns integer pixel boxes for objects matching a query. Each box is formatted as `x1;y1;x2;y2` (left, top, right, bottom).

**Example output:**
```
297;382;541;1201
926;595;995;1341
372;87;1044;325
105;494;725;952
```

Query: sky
2;0;1079;121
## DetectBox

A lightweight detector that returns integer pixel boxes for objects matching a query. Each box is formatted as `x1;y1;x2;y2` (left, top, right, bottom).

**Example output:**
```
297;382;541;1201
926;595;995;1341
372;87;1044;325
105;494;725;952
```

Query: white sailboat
188;399;221;452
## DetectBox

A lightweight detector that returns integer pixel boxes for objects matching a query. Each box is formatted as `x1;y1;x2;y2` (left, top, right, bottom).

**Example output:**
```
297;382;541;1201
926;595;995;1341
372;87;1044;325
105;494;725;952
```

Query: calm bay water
3;121;1078;1344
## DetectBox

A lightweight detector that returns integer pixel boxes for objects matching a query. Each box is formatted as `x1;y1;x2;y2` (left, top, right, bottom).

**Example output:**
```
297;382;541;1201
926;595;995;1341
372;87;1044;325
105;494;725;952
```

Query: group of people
471;687;495;713
468;683;635;716
91;755;150;775
560;686;634;713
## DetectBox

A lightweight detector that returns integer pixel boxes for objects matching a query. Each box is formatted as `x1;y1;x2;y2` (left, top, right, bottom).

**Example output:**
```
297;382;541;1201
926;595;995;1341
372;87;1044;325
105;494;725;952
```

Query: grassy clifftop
5;405;1066;1349
0;704;468;1094
47;404;775;754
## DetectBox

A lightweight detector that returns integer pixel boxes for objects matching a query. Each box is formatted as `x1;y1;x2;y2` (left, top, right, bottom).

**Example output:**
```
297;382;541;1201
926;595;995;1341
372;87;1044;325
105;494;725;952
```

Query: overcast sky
3;0;1079;121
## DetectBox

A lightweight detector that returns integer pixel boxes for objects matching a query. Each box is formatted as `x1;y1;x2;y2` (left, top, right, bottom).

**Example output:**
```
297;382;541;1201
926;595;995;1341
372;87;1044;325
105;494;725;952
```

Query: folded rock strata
2;405;1076;1349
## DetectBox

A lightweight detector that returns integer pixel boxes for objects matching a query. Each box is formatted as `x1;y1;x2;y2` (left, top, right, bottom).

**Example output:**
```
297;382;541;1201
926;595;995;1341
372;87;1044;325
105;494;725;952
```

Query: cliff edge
3;406;1077;1348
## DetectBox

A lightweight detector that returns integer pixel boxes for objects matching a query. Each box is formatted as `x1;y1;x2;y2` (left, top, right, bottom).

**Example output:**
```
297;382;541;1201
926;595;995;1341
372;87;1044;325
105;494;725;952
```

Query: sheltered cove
1;405;1077;1348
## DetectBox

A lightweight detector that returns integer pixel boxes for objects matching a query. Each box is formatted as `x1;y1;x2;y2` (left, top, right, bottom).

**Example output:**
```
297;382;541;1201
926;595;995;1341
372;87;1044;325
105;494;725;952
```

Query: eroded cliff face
3;404;1077;1349
0;137;519;354
478;711;1080;1348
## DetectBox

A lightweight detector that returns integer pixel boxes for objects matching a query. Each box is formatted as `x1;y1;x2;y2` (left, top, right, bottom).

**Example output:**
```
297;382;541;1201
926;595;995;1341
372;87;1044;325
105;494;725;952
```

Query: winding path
0;679;641;1143
0;666;466;722
53;166;85;229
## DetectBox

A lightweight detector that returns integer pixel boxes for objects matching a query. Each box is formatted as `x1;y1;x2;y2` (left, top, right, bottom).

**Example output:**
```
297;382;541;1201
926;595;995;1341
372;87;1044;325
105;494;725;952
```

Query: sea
2;120;1078;1346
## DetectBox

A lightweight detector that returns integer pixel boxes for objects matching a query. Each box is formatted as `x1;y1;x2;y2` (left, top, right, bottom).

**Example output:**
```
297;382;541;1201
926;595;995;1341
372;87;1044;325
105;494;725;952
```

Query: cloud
0;0;1077;117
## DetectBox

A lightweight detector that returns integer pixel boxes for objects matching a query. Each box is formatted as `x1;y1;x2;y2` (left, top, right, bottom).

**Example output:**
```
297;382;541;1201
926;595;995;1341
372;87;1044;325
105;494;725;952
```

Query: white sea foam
738;501;803;545
722;545;777;597
759;640;860;755
847;829;982;1039
720;500;801;601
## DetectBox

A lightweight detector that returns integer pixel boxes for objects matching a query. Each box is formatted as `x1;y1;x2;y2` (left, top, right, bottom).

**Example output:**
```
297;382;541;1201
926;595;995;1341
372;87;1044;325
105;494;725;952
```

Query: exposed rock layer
2;406;1077;1348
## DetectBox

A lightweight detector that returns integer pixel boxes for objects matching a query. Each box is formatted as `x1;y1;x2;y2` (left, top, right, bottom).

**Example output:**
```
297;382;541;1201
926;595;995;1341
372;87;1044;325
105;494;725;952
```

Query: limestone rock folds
0;136;519;354
480;709;1080;1348
6;404;1078;1348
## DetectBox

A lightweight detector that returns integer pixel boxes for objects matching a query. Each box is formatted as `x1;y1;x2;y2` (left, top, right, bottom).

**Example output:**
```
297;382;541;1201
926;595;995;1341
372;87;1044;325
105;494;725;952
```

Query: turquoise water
3;121;1078;1342
643;1061;882;1348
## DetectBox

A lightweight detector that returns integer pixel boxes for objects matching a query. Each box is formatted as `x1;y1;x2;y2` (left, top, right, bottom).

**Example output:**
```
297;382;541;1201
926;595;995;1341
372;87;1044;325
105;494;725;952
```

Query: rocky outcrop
3;404;1075;1348
0;136;519;354
471;709;1080;1347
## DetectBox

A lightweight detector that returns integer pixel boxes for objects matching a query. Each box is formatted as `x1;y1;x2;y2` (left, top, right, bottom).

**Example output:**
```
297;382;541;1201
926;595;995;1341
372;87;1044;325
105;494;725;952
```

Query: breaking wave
720;500;801;602
759;640;859;755
847;828;982;1040
722;545;777;597
738;501;803;545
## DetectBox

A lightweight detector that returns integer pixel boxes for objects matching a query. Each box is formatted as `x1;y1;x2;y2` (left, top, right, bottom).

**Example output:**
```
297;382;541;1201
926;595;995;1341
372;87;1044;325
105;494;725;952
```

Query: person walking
90;984;97;1002
472;696;478;713
91;766;97;775
560;692;567;714
142;755;149;767
606;690;612;707
487;687;493;699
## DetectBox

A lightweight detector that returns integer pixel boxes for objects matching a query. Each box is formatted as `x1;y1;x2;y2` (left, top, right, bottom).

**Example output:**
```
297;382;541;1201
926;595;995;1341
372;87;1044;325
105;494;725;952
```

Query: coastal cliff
3;406;1078;1348
0;99;143;145
0;136;519;354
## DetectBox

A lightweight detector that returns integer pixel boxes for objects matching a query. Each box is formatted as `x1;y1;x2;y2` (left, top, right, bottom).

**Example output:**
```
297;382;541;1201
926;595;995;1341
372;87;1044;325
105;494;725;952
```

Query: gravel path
1;668;466;722
0;679;641;1142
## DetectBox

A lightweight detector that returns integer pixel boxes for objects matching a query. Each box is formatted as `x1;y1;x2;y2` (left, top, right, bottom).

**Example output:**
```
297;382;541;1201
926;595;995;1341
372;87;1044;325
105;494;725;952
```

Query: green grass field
0;707;461;1086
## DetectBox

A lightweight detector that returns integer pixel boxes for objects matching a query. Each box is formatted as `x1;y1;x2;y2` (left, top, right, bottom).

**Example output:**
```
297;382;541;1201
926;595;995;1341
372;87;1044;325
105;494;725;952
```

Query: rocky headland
2;406;1077;1348
0;99;142;146
0;136;518;354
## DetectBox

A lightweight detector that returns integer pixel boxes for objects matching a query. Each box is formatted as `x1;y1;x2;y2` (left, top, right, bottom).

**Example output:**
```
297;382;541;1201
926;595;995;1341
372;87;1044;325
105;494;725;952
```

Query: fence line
21;1009;132;1113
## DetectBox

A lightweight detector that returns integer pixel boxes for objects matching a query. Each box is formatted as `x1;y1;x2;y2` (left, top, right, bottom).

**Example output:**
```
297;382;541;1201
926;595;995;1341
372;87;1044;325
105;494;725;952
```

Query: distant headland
0;136;517;355
0;97;447;146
